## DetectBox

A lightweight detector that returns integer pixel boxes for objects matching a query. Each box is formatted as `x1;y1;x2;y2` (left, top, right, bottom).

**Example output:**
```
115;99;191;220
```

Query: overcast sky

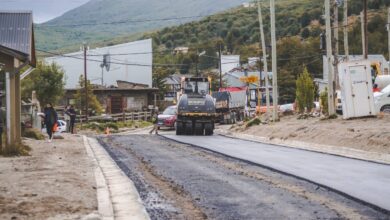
1;0;90;23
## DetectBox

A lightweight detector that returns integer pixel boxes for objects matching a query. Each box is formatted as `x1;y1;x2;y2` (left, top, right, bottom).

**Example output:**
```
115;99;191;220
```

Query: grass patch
1;142;31;156
23;128;45;140
245;117;261;128
77;120;152;133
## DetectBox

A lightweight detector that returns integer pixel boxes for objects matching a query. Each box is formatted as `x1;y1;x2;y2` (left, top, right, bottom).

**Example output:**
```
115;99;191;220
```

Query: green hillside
35;0;249;51
141;0;389;103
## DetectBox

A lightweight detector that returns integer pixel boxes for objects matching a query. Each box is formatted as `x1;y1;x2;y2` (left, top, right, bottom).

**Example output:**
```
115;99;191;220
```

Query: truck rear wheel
185;122;193;135
205;123;213;136
194;123;203;136
176;122;184;135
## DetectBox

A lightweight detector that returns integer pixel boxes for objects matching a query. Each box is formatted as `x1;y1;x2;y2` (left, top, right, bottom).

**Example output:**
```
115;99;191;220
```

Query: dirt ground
0;134;98;220
230;114;390;154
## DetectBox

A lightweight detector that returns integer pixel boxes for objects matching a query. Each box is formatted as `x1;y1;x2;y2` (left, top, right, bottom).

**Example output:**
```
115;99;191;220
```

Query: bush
246;117;261;128
22;128;45;140
1;142;31;156
296;67;315;113
320;87;329;115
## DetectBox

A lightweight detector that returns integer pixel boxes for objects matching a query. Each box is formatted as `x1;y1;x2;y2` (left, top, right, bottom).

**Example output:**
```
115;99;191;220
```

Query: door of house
110;96;123;114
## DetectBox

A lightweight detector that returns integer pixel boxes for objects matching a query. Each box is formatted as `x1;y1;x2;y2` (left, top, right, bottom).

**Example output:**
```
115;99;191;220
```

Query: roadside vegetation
77;120;152;134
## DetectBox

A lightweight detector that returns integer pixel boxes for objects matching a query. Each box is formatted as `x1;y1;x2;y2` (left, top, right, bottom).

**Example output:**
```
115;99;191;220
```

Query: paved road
164;134;390;211
100;135;388;219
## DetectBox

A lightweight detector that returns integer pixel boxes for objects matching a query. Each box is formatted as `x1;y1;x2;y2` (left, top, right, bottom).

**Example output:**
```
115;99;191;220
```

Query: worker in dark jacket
0;107;4;148
67;105;77;134
149;109;159;135
44;103;58;142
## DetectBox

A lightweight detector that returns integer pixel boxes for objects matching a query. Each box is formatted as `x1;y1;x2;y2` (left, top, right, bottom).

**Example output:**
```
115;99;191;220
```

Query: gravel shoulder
0;134;98;220
100;134;389;220
222;115;390;163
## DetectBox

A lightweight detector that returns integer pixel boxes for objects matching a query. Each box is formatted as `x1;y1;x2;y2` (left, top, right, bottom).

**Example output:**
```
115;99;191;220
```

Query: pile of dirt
0;134;98;220
231;114;390;154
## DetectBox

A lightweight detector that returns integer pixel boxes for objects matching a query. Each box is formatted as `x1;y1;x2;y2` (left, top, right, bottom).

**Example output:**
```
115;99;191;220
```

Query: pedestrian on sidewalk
44;103;58;142
68;105;77;134
149;109;159;135
64;105;71;132
0;106;5;148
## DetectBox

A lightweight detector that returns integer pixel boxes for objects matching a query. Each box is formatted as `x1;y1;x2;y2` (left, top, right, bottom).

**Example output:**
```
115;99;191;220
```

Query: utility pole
257;0;270;116
334;2;339;55
219;44;223;90
325;0;336;115
270;0;278;121
387;8;390;72
334;1;340;90
363;0;368;59
344;0;349;61
360;12;366;58
83;42;89;122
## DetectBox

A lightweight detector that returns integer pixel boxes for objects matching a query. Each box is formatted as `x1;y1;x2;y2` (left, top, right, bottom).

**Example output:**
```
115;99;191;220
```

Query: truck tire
185;122;193;135
205;123;213;136
176;122;184;135
194;123;203;136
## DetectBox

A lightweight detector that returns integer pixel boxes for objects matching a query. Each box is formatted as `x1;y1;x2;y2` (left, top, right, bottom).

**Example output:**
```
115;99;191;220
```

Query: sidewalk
216;129;390;164
0;134;98;220
0;133;150;220
84;136;150;220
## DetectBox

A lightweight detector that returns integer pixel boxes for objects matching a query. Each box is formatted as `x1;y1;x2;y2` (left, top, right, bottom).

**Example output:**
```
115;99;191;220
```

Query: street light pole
257;0;270;115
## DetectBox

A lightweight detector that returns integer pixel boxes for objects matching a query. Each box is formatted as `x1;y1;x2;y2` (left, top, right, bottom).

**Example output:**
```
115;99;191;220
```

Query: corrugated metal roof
0;11;33;57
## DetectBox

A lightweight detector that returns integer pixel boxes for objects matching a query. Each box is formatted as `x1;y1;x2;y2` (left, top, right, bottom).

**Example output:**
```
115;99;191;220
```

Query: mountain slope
35;0;248;51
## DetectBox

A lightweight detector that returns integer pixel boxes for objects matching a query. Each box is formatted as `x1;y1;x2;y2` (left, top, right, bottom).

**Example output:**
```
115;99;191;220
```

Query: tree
21;62;65;105
295;67;315;113
153;67;172;97
301;28;310;39
74;75;103;115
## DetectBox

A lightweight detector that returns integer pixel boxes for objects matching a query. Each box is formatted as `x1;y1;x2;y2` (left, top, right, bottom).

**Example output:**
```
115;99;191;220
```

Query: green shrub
23;128;45;140
296;67;315;113
320;87;329;115
105;122;119;131
246;117;261;128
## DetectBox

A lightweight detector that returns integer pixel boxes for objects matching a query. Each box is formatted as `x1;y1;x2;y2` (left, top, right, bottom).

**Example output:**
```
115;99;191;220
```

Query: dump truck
176;77;216;136
212;88;246;124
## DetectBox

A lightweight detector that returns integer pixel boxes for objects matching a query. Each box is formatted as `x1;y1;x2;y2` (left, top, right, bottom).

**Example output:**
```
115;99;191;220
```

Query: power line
37;49;188;67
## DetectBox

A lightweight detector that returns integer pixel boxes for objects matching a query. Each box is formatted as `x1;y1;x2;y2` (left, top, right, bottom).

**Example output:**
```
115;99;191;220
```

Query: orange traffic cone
105;127;111;135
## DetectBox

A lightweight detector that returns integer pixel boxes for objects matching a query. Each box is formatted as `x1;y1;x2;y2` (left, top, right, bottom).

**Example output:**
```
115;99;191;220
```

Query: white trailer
338;60;376;119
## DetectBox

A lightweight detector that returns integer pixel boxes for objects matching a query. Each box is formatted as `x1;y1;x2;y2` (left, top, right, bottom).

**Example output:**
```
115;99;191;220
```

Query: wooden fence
72;112;152;123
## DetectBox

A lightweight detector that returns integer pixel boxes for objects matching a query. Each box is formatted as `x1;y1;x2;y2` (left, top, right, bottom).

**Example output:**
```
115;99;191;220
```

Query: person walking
68;105;77;134
44;103;58;142
64;105;71;132
149;110;159;135
0;106;4;149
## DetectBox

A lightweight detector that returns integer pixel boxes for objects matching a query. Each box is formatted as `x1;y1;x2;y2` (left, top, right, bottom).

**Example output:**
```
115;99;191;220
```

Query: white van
374;85;390;113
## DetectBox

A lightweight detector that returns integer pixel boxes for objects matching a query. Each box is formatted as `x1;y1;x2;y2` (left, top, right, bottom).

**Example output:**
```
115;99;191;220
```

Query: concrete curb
83;136;150;220
215;130;390;165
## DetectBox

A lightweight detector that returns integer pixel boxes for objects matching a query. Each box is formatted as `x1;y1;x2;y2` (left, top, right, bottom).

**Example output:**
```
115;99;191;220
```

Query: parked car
41;120;67;134
157;106;177;129
374;85;390;113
